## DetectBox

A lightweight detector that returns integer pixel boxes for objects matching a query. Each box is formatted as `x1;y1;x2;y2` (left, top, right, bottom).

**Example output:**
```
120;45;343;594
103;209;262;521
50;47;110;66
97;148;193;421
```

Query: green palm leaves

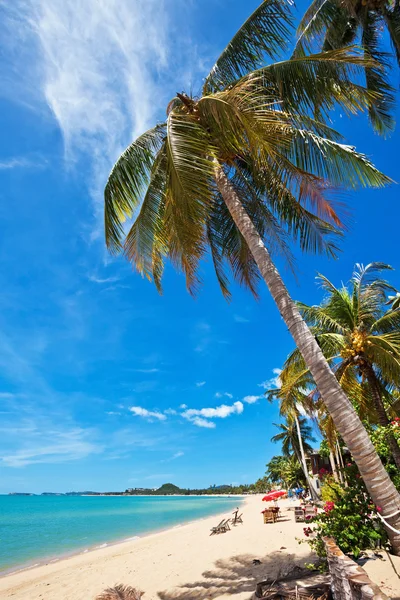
278;263;400;425
104;45;391;298
295;0;398;134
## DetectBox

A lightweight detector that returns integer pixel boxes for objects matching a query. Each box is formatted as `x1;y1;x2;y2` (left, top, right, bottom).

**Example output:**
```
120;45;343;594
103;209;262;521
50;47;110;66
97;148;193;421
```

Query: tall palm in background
267;381;320;499
279;263;400;468
104;0;400;551
294;0;398;134
271;417;315;456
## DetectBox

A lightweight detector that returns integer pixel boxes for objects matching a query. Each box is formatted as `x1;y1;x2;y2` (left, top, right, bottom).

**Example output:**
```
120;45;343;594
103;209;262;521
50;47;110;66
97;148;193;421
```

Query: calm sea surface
0;495;242;574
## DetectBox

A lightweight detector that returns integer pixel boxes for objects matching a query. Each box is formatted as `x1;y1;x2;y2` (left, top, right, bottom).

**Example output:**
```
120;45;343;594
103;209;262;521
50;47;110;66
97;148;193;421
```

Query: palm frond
361;10;396;135
383;6;400;65
288;129;392;189
104;124;166;254
239;47;387;121
123;145;168;286
203;0;293;94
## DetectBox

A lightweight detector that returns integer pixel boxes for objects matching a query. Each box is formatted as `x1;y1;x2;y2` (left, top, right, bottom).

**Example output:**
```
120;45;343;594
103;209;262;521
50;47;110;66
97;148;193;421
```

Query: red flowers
303;526;313;537
324;501;335;513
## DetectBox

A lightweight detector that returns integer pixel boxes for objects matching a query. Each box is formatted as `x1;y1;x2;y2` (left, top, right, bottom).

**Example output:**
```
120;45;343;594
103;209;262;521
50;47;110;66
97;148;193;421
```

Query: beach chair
231;510;243;525
210;518;230;535
294;507;305;523
210;519;226;535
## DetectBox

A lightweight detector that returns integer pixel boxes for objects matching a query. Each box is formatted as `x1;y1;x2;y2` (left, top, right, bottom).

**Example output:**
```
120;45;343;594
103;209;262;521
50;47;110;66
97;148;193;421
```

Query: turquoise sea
0;495;242;574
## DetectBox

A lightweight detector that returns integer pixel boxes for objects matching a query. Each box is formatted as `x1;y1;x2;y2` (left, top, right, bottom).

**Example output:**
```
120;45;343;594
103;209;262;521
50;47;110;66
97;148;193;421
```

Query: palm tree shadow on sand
157;550;314;600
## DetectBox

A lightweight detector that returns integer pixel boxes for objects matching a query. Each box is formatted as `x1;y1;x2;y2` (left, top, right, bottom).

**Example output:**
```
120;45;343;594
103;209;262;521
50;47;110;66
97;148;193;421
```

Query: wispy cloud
162;451;184;462
88;275;120;284
129;406;167;422
215;392;233;399
4;0;197;237
0;428;101;468
164;408;178;416
243;395;263;404
258;368;282;391
196;381;206;387
0;156;47;170
134;368;160;374
234;315;250;323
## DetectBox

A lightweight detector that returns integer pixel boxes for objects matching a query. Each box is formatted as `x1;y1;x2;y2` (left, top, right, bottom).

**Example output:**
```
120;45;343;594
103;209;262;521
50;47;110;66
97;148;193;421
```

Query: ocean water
0;495;242;574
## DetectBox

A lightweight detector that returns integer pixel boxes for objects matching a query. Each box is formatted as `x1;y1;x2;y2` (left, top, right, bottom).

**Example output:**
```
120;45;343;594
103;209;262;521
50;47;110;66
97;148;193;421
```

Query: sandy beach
1;495;400;600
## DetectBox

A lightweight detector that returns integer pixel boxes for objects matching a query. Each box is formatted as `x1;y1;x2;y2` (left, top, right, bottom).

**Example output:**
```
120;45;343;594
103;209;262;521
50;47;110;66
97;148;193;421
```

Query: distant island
8;479;269;497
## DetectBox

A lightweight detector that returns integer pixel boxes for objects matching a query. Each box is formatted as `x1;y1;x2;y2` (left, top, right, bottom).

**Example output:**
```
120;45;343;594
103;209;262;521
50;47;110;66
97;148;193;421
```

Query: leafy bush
302;464;388;559
320;475;344;503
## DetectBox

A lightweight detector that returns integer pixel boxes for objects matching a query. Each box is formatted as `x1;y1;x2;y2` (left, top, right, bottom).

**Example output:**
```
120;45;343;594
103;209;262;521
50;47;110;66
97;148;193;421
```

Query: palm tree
104;1;400;551
279;263;400;469
272;417;315;456
267;380;320;499
294;0;398;134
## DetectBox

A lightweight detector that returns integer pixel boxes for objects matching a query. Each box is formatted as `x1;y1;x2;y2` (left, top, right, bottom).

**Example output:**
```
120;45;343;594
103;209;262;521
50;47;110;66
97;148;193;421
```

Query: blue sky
0;0;399;494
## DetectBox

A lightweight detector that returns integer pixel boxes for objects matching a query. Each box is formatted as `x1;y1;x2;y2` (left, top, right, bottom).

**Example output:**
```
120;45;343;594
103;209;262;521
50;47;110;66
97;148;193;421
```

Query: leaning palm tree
279;263;400;468
294;0;398;134
104;1;400;551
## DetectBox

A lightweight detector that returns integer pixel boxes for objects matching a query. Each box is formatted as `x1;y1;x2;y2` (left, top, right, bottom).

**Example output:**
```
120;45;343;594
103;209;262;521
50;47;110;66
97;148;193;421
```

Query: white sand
1;495;399;600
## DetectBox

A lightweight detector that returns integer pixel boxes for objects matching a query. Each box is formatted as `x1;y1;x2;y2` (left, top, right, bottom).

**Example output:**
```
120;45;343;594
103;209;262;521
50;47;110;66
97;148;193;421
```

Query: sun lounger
231;510;243;525
210;518;231;535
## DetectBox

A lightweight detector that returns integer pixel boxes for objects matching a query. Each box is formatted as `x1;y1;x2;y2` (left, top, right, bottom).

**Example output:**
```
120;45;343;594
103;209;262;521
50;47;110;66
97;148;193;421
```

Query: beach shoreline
0;495;315;600
0;495;246;578
2;495;399;600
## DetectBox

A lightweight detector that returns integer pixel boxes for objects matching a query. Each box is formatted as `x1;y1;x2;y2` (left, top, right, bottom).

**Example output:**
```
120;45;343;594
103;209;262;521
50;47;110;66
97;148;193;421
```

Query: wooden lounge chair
210;518;230;535
294;507;305;523
231;510;243;525
210;519;226;535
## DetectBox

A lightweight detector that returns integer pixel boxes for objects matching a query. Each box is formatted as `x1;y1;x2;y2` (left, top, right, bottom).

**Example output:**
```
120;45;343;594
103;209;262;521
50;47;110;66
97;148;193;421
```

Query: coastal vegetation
103;1;400;551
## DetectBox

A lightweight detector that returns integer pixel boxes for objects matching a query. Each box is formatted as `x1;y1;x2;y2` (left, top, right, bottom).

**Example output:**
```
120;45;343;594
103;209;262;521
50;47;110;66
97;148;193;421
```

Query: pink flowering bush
303;464;388;559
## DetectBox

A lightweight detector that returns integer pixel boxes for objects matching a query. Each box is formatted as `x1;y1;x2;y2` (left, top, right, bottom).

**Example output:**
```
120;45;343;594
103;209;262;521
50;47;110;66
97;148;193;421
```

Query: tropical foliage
271;418;315;457
277;263;400;467
266;455;307;489
303;464;388;560
295;0;399;134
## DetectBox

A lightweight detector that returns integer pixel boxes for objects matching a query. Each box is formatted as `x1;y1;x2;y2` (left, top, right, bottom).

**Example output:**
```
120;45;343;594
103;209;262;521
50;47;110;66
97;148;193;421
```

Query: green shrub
303;464;388;559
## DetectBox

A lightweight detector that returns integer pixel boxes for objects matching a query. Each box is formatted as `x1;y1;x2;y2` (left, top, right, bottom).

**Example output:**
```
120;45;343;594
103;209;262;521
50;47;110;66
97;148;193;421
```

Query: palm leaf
104;124;166;254
203;0;293;94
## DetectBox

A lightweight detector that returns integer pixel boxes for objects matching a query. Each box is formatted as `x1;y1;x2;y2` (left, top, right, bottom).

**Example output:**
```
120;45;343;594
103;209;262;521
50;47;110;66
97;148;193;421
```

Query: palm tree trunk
214;163;400;553
329;450;340;483
294;414;320;500
363;364;400;470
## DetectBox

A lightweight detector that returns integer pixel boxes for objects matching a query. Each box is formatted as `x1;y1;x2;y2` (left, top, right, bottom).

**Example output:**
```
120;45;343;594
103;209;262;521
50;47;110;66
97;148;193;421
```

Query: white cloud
179;404;187;409
234;315;250;323
243;395;263;404
191;417;216;429
129;406;167;421
172;451;184;459
106;411;121;416
134;368;160;374
164;408;177;416
215;392;233;399
182;401;243;428
88;275;120;284
258;368;282;391
196;381;206;387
